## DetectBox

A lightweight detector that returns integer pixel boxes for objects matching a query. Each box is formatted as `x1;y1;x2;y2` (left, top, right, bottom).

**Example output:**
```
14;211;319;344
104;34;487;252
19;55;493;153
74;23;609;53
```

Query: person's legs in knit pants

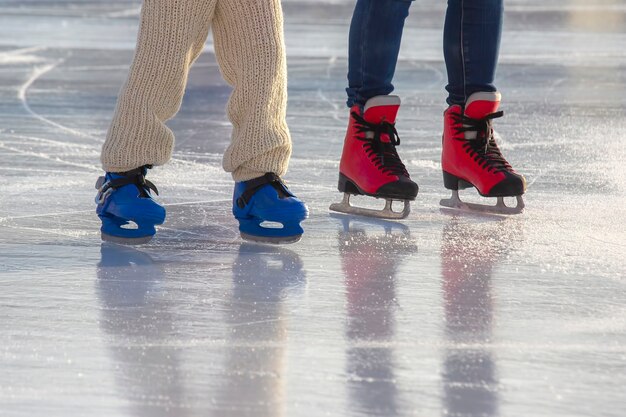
101;0;291;182
97;0;307;243
213;0;291;181
101;0;215;173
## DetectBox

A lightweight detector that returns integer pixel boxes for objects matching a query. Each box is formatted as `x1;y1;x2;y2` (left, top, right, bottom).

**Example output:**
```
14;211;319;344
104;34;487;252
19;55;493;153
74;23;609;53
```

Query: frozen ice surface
1;0;625;416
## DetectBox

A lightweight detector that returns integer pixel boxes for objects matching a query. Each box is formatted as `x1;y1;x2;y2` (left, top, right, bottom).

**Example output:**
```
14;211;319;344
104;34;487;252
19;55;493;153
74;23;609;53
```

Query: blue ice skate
95;166;166;244
233;173;308;244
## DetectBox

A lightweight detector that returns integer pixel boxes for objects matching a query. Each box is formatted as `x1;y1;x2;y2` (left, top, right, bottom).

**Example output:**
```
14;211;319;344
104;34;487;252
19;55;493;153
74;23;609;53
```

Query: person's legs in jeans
346;0;413;108
332;0;418;220
440;0;526;212
443;0;503;106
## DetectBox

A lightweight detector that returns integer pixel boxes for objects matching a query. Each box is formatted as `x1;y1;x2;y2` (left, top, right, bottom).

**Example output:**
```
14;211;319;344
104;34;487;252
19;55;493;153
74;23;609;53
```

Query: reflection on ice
214;244;305;417
337;215;417;416
97;244;189;417
440;220;505;417
1;1;626;416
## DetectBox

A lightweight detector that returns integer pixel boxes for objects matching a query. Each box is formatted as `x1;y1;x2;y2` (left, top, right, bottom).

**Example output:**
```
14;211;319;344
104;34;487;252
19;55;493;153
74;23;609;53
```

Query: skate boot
440;91;526;214
233;173;308;244
95;166;166;244
330;95;418;219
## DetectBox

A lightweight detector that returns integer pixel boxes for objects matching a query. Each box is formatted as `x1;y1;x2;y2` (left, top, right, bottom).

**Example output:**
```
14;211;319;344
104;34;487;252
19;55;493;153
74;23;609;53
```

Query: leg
96;0;217;243
441;0;525;214
101;0;217;172
443;0;503;106
212;0;291;182
346;0;413;108
212;0;308;243
333;0;418;220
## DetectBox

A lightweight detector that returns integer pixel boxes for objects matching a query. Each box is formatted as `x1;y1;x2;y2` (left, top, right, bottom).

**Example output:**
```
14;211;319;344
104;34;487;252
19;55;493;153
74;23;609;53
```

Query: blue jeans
346;0;503;107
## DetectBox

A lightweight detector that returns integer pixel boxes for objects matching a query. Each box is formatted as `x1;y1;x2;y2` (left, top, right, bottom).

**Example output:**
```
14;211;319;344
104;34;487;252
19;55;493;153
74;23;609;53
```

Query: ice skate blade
240;232;302;245
101;232;154;245
329;193;410;220
440;190;524;215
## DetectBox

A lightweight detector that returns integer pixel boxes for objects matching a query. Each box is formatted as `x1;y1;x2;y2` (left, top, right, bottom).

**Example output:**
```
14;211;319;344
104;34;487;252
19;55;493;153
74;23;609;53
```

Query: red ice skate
330;95;418;219
440;91;526;214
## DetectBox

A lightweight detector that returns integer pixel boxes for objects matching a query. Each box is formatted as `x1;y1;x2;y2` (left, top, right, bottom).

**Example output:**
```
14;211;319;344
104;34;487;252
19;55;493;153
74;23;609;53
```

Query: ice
1;1;625;416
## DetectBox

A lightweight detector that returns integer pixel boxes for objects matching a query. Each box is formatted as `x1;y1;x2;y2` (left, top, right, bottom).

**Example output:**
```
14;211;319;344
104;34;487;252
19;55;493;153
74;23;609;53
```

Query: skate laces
452;111;513;173
96;165;159;204
351;111;409;177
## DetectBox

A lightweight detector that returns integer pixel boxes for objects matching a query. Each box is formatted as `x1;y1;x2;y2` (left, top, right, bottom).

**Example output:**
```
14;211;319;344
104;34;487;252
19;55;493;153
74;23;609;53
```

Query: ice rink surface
1;0;625;416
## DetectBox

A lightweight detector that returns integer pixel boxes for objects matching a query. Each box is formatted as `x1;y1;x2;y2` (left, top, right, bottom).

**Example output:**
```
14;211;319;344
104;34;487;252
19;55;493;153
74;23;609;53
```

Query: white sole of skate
329;193;411;220
101;232;154;245
440;190;525;215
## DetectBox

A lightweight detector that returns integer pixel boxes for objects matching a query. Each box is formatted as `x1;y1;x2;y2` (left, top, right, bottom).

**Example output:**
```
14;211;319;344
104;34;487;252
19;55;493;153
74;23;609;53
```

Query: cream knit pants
101;0;291;181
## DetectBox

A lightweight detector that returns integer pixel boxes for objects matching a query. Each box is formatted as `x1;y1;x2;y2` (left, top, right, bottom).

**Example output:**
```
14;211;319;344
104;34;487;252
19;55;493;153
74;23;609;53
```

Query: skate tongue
363;95;401;143
364;95;400;124
464;91;501;119
463;92;501;140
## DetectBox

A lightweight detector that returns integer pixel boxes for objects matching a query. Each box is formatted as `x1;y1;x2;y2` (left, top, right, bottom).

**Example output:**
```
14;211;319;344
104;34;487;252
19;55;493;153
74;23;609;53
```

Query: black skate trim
338;173;418;201
451;110;515;175
443;170;526;197
377;178;419;199
236;173;293;209
442;171;473;191
488;172;527;197
351;111;410;178
100;166;159;199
